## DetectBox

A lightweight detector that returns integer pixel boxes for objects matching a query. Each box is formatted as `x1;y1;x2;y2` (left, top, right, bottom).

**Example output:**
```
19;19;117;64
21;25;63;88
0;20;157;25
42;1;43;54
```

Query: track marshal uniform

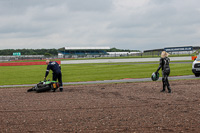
45;60;63;92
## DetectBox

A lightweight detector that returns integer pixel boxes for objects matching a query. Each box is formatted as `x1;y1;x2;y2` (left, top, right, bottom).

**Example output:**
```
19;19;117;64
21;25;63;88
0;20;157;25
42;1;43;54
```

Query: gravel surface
0;79;200;133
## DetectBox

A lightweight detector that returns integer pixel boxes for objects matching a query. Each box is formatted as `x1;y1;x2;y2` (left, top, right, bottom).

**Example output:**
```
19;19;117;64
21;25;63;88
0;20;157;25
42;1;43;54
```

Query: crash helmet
151;72;159;81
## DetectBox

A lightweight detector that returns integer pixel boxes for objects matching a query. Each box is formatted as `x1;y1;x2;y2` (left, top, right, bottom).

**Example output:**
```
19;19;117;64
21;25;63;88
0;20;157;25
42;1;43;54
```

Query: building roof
64;47;110;50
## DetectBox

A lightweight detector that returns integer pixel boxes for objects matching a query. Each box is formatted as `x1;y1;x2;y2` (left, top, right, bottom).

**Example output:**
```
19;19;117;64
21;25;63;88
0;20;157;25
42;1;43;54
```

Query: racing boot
160;83;166;92
59;87;63;92
167;86;171;93
160;89;165;92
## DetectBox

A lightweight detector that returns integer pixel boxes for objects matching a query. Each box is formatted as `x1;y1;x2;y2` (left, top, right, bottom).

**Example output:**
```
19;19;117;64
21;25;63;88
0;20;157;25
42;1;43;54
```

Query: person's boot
160;89;165;92
161;84;166;92
167;86;171;93
59;87;63;92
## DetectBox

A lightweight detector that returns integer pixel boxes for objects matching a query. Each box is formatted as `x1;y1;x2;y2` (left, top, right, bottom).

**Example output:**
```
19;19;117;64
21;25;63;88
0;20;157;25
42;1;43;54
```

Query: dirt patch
0;80;200;132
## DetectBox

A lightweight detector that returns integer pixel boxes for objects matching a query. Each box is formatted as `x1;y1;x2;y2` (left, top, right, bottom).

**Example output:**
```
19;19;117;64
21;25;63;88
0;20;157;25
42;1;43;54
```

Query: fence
0;55;44;62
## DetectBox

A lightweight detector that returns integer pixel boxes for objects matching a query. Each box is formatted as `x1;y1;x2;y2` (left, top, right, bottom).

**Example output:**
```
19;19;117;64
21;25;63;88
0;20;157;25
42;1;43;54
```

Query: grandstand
58;47;110;58
143;46;200;56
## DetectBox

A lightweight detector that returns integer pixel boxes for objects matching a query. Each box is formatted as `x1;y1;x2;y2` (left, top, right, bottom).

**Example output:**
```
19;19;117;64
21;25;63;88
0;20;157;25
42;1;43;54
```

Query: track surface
61;56;191;64
0;79;200;132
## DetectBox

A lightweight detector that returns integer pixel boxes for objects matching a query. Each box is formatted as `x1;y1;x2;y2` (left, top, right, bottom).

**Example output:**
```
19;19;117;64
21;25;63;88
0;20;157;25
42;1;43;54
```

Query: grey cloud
66;0;112;12
108;0;200;41
0;0;200;50
0;0;66;16
148;0;174;5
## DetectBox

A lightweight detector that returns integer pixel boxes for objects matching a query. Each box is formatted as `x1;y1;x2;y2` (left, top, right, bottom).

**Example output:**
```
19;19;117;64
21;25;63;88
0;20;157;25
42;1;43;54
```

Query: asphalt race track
61;56;191;64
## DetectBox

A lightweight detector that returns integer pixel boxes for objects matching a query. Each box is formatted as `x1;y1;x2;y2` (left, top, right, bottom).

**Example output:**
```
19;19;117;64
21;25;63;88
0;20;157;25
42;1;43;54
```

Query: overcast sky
0;0;200;51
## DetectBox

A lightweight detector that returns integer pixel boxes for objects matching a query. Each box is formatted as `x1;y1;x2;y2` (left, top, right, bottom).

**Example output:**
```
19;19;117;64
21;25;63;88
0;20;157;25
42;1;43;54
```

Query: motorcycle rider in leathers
156;51;171;93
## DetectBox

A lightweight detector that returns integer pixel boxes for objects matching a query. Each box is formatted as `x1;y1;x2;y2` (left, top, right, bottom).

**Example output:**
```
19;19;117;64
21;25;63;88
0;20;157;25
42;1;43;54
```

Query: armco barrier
0;61;61;66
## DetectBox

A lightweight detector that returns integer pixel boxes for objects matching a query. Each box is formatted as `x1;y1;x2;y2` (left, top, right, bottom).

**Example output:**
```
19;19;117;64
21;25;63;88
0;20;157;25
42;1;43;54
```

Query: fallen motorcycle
27;80;59;93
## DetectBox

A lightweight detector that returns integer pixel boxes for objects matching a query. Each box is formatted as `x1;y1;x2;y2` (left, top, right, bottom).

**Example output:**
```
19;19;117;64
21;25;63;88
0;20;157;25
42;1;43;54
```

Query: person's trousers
53;72;63;88
162;71;170;90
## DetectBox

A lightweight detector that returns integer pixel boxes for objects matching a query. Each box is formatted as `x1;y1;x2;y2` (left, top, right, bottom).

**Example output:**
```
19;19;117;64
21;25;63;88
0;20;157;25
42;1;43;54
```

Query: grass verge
0;62;193;85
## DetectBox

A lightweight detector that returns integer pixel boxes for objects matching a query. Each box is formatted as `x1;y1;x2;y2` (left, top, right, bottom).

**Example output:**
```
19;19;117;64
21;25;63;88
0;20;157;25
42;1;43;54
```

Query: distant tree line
0;49;58;56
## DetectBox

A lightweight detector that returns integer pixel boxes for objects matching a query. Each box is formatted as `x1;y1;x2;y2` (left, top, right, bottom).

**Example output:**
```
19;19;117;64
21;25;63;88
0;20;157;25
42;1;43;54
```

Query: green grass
0;62;193;85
